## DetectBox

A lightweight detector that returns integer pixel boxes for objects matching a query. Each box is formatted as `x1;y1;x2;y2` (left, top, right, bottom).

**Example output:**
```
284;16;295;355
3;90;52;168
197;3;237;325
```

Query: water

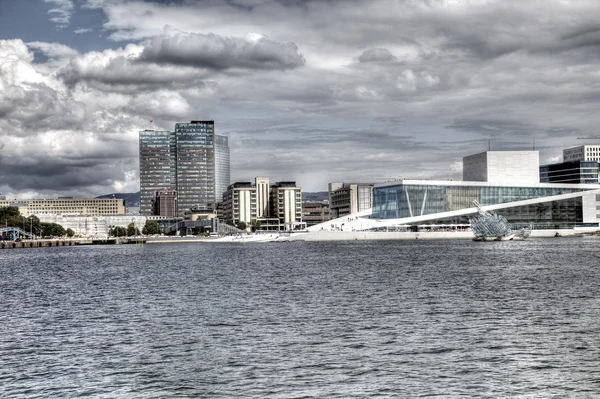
1;238;600;398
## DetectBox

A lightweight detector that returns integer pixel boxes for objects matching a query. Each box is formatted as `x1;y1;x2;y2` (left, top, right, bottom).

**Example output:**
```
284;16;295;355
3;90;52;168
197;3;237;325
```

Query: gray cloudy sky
1;0;600;197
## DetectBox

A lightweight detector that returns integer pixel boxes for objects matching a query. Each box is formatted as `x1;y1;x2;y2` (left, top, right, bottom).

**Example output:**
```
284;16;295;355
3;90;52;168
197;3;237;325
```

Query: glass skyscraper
139;130;173;216
214;135;231;204
139;121;230;217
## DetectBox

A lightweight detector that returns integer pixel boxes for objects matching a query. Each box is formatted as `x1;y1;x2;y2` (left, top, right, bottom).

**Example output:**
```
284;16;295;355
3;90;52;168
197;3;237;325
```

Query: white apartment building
564;145;600;162
463;151;540;184
221;178;303;230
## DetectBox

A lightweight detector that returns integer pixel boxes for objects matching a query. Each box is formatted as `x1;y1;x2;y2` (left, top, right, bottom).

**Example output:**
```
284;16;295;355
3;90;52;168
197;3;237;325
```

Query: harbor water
1;238;600;397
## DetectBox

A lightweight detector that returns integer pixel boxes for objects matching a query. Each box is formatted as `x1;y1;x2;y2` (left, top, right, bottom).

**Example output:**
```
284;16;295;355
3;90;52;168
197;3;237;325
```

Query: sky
1;0;600;198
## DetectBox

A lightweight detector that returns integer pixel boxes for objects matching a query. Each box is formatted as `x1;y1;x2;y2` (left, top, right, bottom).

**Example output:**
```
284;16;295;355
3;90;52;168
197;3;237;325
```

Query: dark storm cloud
138;28;305;70
0;159;128;191
57;54;210;89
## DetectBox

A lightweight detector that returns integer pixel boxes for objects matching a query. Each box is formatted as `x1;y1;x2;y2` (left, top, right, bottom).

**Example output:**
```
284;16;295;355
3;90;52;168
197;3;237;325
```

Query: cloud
138;27;305;70
358;48;397;63
44;0;75;29
26;41;79;60
74;28;94;34
6;1;600;195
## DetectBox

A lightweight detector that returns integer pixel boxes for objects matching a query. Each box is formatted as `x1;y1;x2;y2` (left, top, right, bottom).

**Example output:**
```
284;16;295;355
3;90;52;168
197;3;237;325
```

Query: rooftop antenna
488;139;491;151
533;139;535;151
149;120;157;130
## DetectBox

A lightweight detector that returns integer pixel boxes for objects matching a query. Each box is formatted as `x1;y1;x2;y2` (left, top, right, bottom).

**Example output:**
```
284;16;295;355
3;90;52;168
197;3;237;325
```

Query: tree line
0;207;74;237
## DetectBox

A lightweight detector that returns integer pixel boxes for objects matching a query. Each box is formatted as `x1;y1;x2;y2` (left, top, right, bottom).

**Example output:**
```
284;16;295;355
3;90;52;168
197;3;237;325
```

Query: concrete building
564;145;600;162
221;178;303;230
139;121;230;217
270;181;303;230
221;182;256;225
0;197;126;216
540;160;599;184
302;201;330;227
463;151;540;184
153;189;178;217
328;182;375;219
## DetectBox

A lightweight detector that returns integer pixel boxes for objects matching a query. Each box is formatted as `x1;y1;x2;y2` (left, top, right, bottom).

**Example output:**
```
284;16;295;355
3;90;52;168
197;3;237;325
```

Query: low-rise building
0;197;126;216
302;201;330;227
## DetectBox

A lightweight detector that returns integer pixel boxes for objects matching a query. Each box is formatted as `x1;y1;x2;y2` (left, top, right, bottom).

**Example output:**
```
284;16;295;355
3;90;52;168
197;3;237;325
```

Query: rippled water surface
2;238;600;398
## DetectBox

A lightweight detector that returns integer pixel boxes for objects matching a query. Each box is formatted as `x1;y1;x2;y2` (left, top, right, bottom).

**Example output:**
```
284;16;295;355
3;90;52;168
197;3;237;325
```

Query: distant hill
302;191;328;202
98;190;327;206
97;192;140;207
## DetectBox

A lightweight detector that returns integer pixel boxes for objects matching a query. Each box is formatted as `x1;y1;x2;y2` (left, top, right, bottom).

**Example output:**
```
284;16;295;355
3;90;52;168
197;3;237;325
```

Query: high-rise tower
139;130;173;215
139;121;230;217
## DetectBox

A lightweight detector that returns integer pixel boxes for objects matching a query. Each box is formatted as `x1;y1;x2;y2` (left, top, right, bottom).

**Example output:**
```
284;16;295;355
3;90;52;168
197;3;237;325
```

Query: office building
139;130;173;215
463;151;540;184
564;145;600;162
0;197;126;216
329;182;375;219
540;160;599;184
215;135;231;204
153;189;178;217
139;121;230;217
302;201;330;227
174;121;216;215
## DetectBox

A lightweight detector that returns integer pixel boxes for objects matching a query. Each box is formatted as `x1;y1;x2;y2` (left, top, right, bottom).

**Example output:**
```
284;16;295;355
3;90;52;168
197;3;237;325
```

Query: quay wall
0;240;78;249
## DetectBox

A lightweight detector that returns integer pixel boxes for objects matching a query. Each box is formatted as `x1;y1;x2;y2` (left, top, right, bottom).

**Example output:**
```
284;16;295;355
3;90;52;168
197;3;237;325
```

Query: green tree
66;228;75;237
41;222;66;237
127;223;140;237
236;221;247;231
142;220;159;235
109;226;127;237
249;219;261;232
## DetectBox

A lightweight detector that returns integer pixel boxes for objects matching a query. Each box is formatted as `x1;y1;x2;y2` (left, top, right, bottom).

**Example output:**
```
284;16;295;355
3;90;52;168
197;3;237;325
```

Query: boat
469;200;530;241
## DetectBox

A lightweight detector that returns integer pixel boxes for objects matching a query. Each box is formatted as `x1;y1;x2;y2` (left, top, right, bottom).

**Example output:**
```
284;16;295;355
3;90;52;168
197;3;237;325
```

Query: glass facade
139;130;173;215
175;121;215;215
215;135;231;203
139;121;230;217
372;182;590;228
540;161;599;184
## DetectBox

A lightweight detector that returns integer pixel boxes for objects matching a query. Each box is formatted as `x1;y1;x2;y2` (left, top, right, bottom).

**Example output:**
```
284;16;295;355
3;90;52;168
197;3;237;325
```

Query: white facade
237;189;254;223
463;151;540;184
33;214;147;236
255;177;270;218
564;145;600;162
